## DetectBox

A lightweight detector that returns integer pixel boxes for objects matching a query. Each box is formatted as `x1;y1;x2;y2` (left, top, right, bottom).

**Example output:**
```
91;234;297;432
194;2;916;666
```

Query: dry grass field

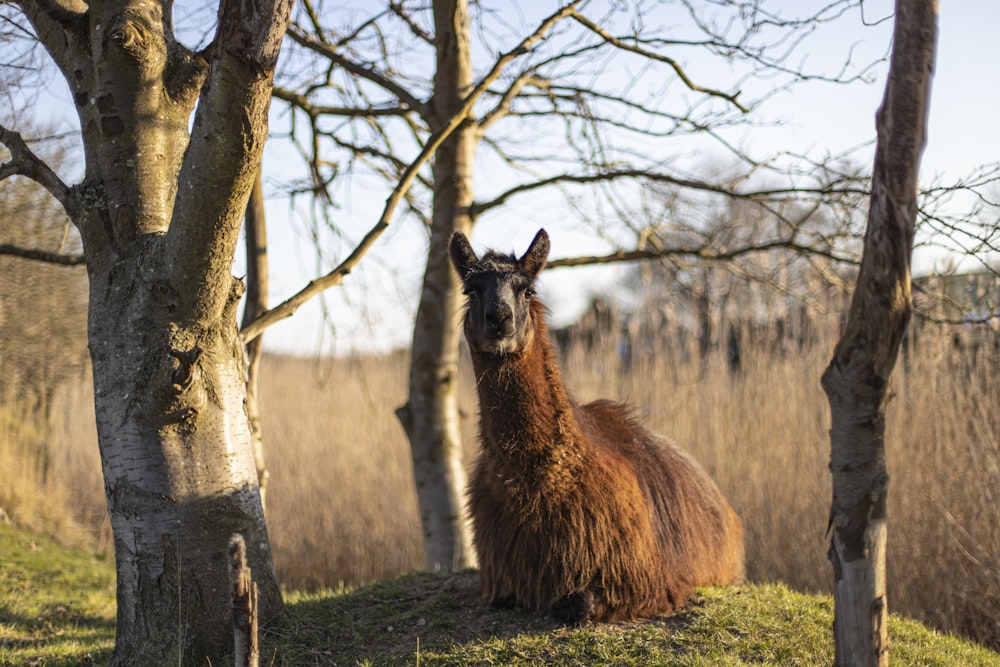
2;322;998;650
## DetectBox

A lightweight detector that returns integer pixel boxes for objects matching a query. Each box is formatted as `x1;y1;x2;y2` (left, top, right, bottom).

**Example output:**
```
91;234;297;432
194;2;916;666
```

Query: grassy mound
3;523;998;666
275;572;1000;666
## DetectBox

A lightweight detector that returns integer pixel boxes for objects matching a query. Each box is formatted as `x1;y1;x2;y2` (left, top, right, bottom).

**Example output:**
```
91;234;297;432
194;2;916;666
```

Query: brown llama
450;228;745;623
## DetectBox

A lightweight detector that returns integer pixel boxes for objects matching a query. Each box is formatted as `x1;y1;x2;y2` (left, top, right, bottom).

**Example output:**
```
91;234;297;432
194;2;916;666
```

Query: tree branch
14;1;89;97
272;86;413;117
0;244;85;266
477;71;550;133
242;1;584;343
470;167;866;217
0;124;76;218
389;1;434;45
168;0;294;320
546;238;857;270
567;8;749;113
285;26;431;119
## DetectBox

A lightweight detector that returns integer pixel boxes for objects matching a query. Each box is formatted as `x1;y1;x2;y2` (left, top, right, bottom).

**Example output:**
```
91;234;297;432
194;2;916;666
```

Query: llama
450;228;745;623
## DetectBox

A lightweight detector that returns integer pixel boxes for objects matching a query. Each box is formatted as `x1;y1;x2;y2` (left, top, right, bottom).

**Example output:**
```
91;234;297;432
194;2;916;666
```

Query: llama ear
449;232;478;279
519;229;549;278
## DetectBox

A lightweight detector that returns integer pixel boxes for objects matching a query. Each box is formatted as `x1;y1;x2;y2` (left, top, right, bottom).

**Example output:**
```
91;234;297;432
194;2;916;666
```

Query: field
2;323;998;652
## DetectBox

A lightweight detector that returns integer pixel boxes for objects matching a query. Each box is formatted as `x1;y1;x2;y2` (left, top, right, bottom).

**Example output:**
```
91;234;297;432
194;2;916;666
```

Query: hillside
2;523;998;666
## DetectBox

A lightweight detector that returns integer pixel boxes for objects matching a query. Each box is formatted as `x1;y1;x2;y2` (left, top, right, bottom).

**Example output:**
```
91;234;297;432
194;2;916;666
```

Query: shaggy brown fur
450;228;745;623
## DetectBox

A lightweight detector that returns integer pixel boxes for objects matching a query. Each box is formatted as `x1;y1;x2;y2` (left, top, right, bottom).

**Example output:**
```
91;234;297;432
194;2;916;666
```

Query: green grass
0;523;115;666
3;522;999;666
272;572;1000;666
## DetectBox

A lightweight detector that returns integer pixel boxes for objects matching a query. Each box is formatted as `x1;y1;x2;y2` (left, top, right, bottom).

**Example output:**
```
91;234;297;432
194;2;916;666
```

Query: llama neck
470;317;583;460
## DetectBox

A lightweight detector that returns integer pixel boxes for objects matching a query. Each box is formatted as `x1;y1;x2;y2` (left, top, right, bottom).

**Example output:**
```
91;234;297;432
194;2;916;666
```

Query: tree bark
242;169;270;511
12;2;292;663
820;2;937;665
397;0;476;571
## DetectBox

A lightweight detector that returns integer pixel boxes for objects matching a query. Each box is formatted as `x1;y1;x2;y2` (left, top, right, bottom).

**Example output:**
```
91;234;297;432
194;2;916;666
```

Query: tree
821;1;937;665
393;0;478;570
269;0;884;569
0;1;292;663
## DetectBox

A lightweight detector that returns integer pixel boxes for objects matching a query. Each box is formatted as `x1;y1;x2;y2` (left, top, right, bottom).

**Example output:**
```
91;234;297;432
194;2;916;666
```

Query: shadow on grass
264;570;697;666
0;605;115;666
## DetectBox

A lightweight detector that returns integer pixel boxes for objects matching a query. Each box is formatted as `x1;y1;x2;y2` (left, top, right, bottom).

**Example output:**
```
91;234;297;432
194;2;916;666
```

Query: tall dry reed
3;324;997;649
258;353;425;590
558;325;999;648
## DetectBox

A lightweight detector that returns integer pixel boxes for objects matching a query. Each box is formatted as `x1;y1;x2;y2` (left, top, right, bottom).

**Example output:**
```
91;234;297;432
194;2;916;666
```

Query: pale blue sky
253;2;999;355
8;2;996;355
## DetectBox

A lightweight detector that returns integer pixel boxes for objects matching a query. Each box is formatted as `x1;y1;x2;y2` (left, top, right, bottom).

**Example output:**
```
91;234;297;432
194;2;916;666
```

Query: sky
11;1;1000;356
246;1;1000;356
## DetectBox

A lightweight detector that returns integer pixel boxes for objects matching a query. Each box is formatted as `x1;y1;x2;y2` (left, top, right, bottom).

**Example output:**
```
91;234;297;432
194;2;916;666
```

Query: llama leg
551;589;608;623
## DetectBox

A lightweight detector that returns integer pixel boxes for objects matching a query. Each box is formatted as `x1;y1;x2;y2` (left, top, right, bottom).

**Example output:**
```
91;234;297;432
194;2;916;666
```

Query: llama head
450;229;550;357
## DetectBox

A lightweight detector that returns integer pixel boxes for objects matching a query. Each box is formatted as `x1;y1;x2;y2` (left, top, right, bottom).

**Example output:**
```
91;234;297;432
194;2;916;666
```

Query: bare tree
270;0;886;568
393;0;479;570
821;1;937;665
0;1;292;663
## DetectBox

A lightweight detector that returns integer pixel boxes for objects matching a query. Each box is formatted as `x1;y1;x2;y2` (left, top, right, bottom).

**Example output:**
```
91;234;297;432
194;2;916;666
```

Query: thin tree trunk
242;168;270;511
397;0;476;571
820;2;937;665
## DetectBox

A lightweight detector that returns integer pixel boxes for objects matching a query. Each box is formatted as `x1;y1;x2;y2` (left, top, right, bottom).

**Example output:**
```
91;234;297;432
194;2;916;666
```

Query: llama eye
523;288;535;300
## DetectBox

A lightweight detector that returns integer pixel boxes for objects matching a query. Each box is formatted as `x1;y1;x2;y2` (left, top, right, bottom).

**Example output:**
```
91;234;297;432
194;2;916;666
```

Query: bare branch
567;8;749;113
547;238;857;270
389;1;434;45
477;71;550;133
285;25;430;118
0;243;85;265
242;1;584;343
272;86;412;117
0;124;75;218
470;167;866;217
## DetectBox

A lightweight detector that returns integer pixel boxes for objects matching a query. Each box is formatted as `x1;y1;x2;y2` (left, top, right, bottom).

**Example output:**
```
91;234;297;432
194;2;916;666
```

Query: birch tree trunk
9;2;292;663
397;0;476;571
821;2;937;665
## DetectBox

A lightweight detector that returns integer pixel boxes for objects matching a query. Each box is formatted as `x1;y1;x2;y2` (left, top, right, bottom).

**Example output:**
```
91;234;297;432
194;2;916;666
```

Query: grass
3;520;998;666
0;523;115;666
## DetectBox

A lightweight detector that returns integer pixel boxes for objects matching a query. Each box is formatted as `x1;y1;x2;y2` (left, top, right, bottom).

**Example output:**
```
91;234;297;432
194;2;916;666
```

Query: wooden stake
229;534;259;667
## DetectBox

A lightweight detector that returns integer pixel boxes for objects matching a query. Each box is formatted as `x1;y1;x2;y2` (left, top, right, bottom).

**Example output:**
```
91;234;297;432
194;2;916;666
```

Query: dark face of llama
450;229;550;357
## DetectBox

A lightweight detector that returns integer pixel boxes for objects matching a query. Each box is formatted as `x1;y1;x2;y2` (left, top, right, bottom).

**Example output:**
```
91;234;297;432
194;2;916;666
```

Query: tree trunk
88;270;280;664
242;169;270;511
820;2;937;665
15;1;292;663
397;0;476;571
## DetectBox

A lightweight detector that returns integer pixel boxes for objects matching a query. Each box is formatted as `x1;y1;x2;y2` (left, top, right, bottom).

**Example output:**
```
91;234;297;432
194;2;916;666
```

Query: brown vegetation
1;313;997;648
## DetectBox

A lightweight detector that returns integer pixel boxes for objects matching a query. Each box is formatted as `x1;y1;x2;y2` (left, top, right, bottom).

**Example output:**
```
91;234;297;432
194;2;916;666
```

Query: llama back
577;399;746;589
